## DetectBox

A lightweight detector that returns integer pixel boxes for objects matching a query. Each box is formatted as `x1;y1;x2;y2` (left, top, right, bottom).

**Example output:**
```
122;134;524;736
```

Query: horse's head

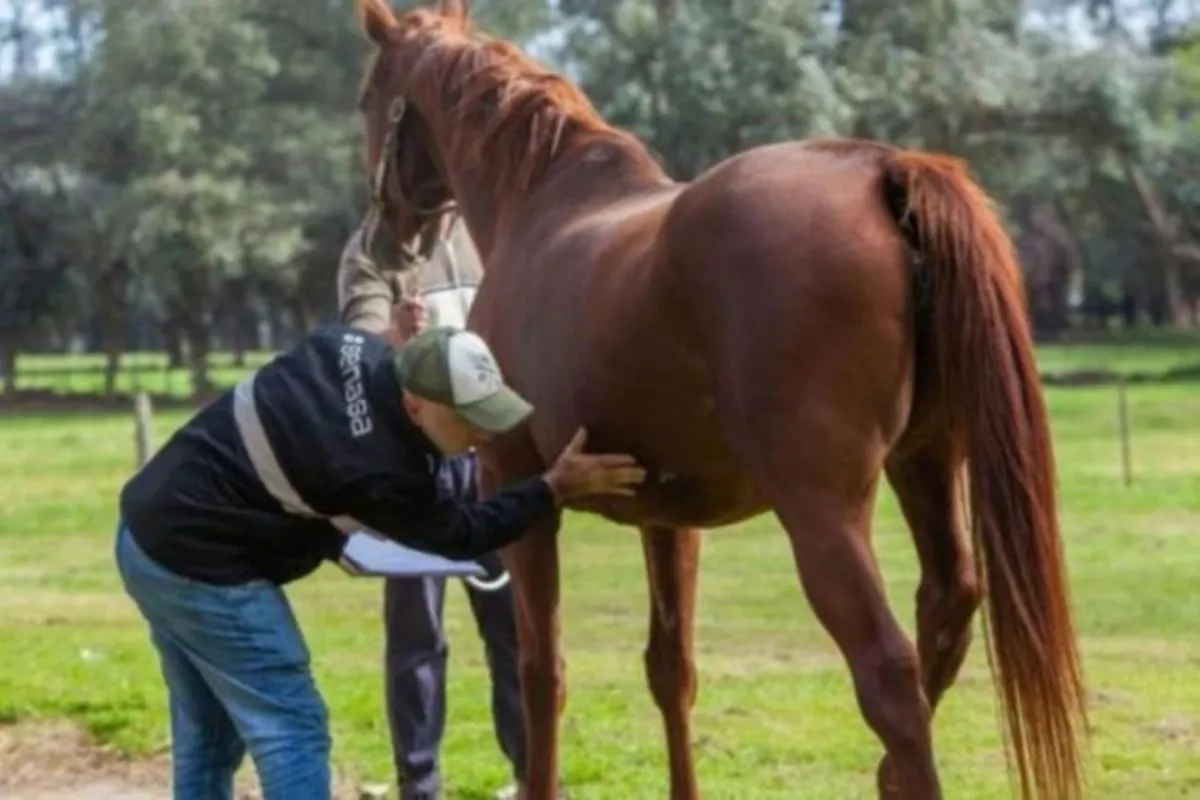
355;0;468;259
354;0;662;263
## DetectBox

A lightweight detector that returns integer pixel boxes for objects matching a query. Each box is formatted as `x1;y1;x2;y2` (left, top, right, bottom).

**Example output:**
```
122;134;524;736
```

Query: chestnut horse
352;2;1089;798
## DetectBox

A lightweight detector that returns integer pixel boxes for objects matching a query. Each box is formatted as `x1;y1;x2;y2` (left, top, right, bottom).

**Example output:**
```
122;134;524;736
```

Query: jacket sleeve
340;472;557;560
337;225;400;335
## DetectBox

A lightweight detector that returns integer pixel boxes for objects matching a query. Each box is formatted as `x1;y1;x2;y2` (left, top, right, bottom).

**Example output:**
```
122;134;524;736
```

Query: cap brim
455;386;534;433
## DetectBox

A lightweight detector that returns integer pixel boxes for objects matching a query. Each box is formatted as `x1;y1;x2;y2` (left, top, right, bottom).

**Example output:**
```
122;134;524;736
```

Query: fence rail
13;365;265;379
5;352;279;399
13;356;277;377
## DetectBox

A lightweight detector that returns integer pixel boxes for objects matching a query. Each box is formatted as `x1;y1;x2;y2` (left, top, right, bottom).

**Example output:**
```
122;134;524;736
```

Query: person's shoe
400;788;442;800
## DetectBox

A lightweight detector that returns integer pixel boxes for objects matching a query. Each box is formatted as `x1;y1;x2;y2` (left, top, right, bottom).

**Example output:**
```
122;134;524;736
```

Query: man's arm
336;222;401;335
341;472;557;560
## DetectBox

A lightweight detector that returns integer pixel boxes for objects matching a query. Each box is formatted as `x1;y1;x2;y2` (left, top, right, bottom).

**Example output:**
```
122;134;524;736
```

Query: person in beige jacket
337;213;526;800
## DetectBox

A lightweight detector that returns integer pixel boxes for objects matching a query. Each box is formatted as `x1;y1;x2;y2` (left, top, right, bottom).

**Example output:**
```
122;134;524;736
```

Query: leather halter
362;95;459;271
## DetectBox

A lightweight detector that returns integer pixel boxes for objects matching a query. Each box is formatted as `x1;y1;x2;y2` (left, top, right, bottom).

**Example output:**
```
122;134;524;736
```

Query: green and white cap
394;326;534;433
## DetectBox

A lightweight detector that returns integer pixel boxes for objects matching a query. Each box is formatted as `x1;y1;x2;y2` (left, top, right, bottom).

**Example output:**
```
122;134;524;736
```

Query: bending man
115;212;645;800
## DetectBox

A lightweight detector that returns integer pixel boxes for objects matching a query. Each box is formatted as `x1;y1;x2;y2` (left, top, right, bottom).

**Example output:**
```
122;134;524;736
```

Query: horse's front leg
502;517;564;800
641;526;703;800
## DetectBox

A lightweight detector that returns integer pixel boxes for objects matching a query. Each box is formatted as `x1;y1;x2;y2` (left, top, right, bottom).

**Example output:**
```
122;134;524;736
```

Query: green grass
1;357;1198;797
1034;332;1200;377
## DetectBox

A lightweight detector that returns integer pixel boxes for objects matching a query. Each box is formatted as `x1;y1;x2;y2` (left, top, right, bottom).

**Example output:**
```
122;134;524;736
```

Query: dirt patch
0;721;169;800
0;721;376;799
1144;713;1195;744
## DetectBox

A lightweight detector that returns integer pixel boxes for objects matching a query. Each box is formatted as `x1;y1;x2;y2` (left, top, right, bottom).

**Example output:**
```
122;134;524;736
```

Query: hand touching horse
352;3;1089;799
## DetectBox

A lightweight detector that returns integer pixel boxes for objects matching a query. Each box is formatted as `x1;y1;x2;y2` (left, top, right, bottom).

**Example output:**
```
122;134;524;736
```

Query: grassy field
0;344;1198;798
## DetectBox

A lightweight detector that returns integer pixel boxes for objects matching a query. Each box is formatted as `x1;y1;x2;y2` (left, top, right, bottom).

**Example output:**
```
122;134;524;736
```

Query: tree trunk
100;259;130;398
0;336;17;395
232;330;248;368
186;320;211;397
162;315;185;369
1121;158;1193;327
1120;279;1138;329
291;295;314;339
104;348;123;397
224;278;253;368
1045;200;1087;331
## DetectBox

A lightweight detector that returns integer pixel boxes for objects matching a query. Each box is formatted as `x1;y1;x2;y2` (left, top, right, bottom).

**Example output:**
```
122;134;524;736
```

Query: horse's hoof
511;781;567;800
876;756;903;800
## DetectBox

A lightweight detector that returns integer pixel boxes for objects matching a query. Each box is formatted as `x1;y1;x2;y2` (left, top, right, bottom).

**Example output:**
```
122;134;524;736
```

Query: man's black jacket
119;324;553;585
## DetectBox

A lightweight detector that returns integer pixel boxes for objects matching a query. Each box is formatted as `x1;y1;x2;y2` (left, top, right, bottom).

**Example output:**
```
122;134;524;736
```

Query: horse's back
667;138;902;253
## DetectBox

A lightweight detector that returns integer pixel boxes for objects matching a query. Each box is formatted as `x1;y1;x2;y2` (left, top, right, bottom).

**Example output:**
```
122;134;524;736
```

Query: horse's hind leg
883;438;981;785
887;440;980;712
775;484;940;799
734;389;941;800
641;526;703;800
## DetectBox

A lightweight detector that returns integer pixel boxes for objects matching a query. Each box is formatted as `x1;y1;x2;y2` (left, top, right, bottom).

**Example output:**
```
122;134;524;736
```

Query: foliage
0;0;1197;384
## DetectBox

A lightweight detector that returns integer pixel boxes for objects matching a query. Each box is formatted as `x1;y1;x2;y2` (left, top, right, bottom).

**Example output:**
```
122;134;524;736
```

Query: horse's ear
356;0;397;44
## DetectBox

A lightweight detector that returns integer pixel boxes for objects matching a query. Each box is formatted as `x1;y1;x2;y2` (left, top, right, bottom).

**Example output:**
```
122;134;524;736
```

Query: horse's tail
883;150;1088;800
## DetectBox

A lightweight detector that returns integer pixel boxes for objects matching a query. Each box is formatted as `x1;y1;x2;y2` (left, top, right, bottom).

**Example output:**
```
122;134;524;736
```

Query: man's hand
543;428;646;504
392;297;429;344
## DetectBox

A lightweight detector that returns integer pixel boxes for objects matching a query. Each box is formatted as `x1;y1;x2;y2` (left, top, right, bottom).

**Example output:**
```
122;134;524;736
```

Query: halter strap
362;96;407;259
362;94;459;272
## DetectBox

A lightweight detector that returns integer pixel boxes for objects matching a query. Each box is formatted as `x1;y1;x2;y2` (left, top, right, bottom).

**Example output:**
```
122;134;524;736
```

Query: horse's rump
657;140;919;427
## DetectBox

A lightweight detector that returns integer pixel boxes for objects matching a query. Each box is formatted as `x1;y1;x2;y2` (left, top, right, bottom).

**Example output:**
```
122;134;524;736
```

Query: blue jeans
115;524;331;800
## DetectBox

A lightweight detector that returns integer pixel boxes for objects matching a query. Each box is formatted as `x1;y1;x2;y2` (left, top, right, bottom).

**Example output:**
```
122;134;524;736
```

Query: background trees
2;0;1196;396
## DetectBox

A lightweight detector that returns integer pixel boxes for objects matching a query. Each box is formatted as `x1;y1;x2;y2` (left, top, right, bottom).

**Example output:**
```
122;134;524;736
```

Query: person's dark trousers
384;454;526;800
383;561;526;799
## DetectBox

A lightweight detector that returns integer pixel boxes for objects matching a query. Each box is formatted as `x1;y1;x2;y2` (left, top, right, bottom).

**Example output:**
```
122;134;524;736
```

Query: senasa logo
339;332;373;437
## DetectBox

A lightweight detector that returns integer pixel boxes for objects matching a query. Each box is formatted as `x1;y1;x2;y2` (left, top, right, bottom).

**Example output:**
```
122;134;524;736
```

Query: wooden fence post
134;391;154;468
1117;378;1132;487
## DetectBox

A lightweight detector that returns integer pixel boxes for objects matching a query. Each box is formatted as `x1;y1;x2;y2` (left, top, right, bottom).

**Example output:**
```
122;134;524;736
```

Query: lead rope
398;217;510;594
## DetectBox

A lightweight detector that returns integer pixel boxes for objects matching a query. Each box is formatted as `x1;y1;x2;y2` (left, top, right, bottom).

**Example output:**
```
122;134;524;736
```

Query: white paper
339;531;486;578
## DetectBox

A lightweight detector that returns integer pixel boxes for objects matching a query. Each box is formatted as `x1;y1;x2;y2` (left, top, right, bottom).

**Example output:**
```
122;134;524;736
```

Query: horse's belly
569;468;768;530
562;407;769;530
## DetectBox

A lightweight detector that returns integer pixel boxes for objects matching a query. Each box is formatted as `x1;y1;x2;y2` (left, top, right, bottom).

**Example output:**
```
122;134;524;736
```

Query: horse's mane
399;12;664;193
